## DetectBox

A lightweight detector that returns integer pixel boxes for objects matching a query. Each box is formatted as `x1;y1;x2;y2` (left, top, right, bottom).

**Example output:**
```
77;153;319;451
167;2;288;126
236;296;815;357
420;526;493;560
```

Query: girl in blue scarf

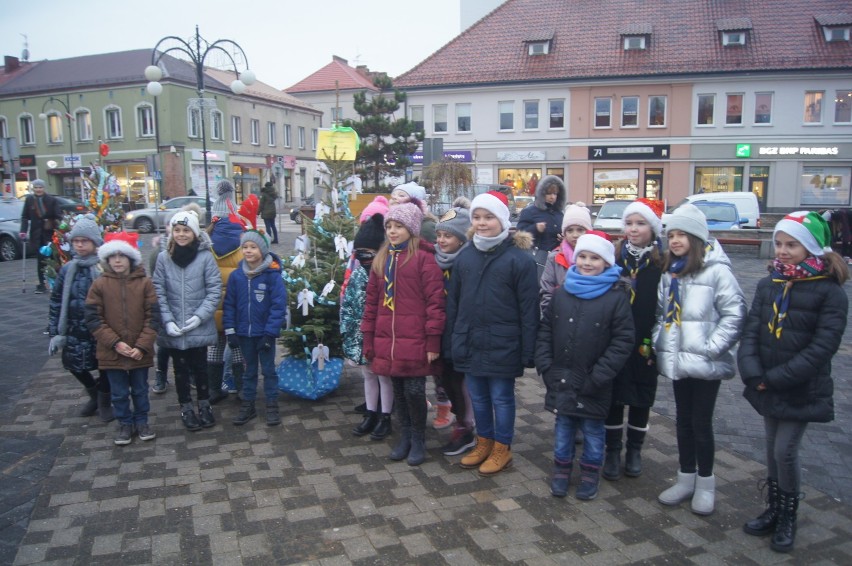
535;231;634;501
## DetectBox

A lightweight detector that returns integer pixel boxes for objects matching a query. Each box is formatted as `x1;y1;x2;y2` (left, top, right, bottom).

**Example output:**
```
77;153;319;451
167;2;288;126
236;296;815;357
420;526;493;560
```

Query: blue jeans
239;337;278;402
465;375;515;445
554;415;605;465
105;368;150;426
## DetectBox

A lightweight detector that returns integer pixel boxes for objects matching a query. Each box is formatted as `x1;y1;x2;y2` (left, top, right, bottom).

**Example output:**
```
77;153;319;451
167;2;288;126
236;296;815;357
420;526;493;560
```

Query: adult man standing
20;179;60;293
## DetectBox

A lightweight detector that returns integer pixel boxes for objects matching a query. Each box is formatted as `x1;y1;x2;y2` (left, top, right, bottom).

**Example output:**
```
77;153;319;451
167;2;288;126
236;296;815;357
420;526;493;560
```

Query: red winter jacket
361;240;446;377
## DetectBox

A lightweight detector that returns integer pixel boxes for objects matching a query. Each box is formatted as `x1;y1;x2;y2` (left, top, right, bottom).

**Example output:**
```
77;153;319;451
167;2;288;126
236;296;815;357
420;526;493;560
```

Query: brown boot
478;441;512;476
460;436;494;469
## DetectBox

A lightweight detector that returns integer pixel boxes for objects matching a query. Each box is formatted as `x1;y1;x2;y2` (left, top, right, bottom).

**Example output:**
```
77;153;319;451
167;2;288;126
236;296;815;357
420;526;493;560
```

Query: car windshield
696;204;737;223
597;201;630;219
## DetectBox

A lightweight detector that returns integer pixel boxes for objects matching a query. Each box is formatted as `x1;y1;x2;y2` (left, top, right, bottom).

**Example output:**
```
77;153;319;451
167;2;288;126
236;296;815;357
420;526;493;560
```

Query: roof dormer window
623;36;646;50
524;30;554;57
528;41;550;55
717;18;752;47
816;14;852;42
619;24;651;51
824;26;851;42
722;31;746;46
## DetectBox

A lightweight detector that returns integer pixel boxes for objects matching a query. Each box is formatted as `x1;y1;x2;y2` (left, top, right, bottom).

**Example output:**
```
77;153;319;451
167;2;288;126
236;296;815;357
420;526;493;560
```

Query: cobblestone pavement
0;231;850;564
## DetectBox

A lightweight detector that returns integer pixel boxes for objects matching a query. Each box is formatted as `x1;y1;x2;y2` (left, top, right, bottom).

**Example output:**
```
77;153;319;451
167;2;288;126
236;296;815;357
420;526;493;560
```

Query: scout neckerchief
767;256;827;339
383;241;409;310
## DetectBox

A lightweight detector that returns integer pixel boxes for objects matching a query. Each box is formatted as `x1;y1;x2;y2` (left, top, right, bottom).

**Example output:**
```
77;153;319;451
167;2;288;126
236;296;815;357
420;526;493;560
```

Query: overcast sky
1;0;462;90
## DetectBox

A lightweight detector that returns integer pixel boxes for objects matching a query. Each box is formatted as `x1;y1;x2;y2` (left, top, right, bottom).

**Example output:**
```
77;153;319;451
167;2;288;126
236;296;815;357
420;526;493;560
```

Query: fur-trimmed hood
534;175;567;211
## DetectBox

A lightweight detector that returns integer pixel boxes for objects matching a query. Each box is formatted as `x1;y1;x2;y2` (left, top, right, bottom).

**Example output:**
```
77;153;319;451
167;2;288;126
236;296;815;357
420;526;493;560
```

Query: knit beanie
353;213;386;250
561;204;592;232
574;230;615;266
774;211;833;257
622;198;664;237
170;210;201;237
211;180;236;218
241;229;270;257
98;231;141;266
665;203;709;243
386;202;423;237
393;182;427;202
67;216;103;246
359;195;390;223
31;179;46;188
436;206;472;243
470;191;511;231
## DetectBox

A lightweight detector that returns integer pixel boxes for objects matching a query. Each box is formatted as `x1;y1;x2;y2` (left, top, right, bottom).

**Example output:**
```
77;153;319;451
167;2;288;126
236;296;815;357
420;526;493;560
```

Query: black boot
603;449;622;481
771;489;800;553
80;387;98;417
576;463;601;501
389;427;412;461
370;413;392;440
266;399;281;427
233;401;257;426
198;400;215;428
353;411;378;436
624;443;643;477
97;390;115;422
407;430;426;466
180;402;201;431
208;363;228;405
551;459;573;497
743;478;780;537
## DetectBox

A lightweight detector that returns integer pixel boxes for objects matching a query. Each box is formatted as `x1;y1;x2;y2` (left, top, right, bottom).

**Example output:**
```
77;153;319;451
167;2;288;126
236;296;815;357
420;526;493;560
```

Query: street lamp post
38;94;75;196
145;25;256;218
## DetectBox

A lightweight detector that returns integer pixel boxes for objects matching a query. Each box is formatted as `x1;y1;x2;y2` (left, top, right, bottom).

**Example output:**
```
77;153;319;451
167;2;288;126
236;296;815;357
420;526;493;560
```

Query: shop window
410;106;424;132
800;166;851;206
456;103;471;132
648;96;666;127
804;91;823;124
433;104;447;133
697;94;715;125
136;104;155;138
498;168;542;196
725;94;743;125
546;167;564;181
549;99;564;129
754;93;773;124
0;116;7;138
75;110;92;142
499;101;514;130
594;169;639;204
621;96;638;128
312;129;318;150
231;116;241;143
299;168;307;198
834;90;852;124
250;119;259;145
210;111;223;140
298;127;306;149
644;169;663;200
46;113;63;143
594;98;611;128
524;100;539;129
188;108;201;138
283;124;291;148
267;122;276;146
694;166;743;194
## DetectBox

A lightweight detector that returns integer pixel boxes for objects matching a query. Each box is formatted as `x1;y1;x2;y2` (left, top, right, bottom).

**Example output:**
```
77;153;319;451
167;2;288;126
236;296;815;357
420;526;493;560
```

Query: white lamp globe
239;69;256;86
230;80;246;95
146;81;164;96
38;113;47;120
144;65;163;82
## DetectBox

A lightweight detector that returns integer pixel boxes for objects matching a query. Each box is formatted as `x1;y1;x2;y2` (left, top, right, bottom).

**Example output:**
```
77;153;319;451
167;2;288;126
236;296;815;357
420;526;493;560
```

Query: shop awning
232;162;267;169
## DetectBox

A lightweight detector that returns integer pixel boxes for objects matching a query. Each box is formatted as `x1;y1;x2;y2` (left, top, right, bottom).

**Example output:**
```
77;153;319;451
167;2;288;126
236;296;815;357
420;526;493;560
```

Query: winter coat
516;175;566;252
153;231;222;350
341;264;369;364
85;265;158;370
208;218;244;332
20;193;61;250
652;240;746;381
361;240;446;377
223;254;287;338
446;230;539;378
48;257;101;373
535;281;634;419
259;186;278;220
738;274;848;423
612;246;663;408
539;249;570;313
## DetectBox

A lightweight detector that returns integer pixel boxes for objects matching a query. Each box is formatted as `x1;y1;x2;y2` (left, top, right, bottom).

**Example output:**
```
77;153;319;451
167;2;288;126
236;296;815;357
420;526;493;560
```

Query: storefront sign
497;151;545;162
63;155;82;167
19;155;36;167
589;145;670;160
410;150;472;163
749;145;842;158
191;149;224;162
282;156;296;169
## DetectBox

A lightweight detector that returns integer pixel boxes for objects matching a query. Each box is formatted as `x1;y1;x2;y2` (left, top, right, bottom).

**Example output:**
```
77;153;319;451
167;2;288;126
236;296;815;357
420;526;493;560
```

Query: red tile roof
396;0;852;88
285;57;378;93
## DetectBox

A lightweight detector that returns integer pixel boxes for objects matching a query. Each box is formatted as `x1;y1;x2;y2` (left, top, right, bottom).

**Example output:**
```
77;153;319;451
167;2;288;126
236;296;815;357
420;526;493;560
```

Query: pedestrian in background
361;203;446;466
19;179;61;293
259;181;279;244
539;203;591;312
48;216;113;422
738;211;849;553
603;198;665;481
536;231;634;500
85;232;158;446
446;191;538;476
654;204;746;516
516;174;566;254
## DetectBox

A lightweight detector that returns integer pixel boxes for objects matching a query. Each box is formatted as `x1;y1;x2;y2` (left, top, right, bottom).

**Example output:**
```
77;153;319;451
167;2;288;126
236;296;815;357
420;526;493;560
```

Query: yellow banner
316;129;359;161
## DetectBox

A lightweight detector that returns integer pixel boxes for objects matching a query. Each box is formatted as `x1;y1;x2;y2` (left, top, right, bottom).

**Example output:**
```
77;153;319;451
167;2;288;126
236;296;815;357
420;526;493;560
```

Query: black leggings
71;370;110;393
393;377;427;434
168;347;209;404
673;378;721;477
764;417;808;493
436;362;468;425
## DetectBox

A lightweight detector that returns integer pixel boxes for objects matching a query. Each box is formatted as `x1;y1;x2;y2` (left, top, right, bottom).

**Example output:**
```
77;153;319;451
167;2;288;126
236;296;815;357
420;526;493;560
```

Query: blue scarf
383;241;408;310
664;257;687;330
563;265;622;299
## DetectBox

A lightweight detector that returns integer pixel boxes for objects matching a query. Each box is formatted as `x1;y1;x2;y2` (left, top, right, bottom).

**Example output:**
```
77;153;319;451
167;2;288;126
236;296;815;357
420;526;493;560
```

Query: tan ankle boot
478;441;512;476
460;436;494;469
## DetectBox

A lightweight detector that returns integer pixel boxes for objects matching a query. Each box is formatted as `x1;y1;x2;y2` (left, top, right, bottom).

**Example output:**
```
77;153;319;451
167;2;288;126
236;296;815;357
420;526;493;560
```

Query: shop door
644;169;663;200
749;166;768;211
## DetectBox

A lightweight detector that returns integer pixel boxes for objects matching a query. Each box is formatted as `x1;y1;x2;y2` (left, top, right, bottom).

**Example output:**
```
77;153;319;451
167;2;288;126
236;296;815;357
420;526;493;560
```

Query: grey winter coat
153;231;221;350
652;240;746;381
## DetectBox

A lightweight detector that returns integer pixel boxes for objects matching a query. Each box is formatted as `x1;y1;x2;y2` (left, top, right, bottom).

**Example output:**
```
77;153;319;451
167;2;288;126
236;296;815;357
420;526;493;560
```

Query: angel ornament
334;234;348;259
320;279;335;299
297;289;315;316
311;343;330;370
292;252;306;269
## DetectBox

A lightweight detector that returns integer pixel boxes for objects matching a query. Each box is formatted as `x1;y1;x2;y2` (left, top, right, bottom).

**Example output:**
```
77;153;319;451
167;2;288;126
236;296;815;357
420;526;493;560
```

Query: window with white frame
298;126;305;149
433;104;448;133
331;107;343;123
499;101;514;130
524;100;539;129
137;104;155;137
267;121;276;146
0;116;7;138
725;93;743;125
250;119;260;145
410;106;424;131
75;110;92;141
283;124;291;147
46;113;63;143
804;91;824;124
528;41;550;55
456;103;471;132
210;111;223;140
754;93;773;124
231;115;241;143
549;99;564;129
697;94;715;125
19;114;35;145
648;96;666;127
722;31;746;46
834;90;852;124
621;96;638;127
594;98;611;128
623;36;646;50
188;107;201;138
312;128;318;150
823;26;851;42
105;107;122;139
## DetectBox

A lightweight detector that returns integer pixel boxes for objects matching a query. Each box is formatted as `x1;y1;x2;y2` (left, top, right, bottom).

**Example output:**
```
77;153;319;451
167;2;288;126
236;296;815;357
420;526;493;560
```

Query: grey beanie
67;216;103;246
241;229;269;257
31;179;46;188
436;207;471;243
212;180;236;218
666;203;709;243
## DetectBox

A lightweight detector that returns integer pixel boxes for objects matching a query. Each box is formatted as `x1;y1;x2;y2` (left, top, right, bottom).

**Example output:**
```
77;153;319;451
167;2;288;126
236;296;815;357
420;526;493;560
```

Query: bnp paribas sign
737;143;843;158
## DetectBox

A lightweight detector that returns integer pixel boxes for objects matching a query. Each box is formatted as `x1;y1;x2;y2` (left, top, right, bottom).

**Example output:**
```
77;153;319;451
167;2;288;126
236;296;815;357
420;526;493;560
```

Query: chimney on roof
332;55;348;65
355;65;371;77
4;56;20;71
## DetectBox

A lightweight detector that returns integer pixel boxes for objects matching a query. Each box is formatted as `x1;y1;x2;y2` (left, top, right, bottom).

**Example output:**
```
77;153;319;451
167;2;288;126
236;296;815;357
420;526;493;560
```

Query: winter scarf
473;228;509;252
617;240;659;304
560;240;576;266
435;244;465;295
563;264;622;299
242;253;274;279
767;256;828;339
171;240;200;268
57;254;100;336
383;241;409;311
664;257;687;330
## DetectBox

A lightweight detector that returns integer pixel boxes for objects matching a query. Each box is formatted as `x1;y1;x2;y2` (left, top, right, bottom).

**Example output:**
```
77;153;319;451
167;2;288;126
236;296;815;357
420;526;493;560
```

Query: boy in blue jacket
223;230;287;427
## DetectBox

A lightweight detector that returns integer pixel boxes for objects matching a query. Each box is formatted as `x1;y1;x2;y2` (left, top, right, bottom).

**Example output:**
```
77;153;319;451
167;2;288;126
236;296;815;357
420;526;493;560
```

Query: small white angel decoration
297;289;315;316
320;279;335;299
334;234;348;259
292;252;306;269
311;343;330;370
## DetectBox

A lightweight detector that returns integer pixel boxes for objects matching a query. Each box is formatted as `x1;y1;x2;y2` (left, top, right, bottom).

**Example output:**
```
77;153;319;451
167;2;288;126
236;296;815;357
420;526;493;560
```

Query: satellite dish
46;160;57;169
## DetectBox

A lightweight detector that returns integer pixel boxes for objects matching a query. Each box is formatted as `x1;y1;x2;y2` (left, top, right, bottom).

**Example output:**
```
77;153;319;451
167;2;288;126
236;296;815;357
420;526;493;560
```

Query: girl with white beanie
539;203;592;312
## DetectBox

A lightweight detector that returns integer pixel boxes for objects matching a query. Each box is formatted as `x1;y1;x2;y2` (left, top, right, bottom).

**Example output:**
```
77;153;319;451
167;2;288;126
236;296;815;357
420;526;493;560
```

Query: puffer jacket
516;175;566;252
340;264;369;364
208;218;244;332
536;280;634;419
85;264;158;370
223;253;287;338
652;240;746;381
259;186;278;220
738;273;848;423
361;239;446;377
446;230;539;378
153;231;222;350
539;248;571;313
48;257;101;373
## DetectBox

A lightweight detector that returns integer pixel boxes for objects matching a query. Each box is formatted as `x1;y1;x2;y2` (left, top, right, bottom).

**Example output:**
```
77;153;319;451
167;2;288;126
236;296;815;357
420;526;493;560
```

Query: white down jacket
652;240;746;381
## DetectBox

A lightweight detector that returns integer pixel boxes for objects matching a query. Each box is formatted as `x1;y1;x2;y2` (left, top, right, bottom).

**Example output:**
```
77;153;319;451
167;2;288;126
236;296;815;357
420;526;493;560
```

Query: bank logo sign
735;144;751;158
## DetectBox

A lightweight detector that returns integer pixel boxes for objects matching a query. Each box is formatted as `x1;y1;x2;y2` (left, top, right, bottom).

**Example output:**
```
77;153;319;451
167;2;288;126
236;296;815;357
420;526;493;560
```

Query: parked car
692;201;746;230
290;197;315;224
663;191;760;229
54;196;90;215
0;197;89;261
124;196;209;233
592;199;632;230
0;217;22;261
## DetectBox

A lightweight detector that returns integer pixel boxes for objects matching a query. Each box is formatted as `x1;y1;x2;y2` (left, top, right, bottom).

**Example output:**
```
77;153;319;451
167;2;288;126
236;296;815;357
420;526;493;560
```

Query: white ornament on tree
294;234;309;253
292;252;306;269
334;234;348;259
297;289;315;316
320;279;335;299
311;343;330;370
